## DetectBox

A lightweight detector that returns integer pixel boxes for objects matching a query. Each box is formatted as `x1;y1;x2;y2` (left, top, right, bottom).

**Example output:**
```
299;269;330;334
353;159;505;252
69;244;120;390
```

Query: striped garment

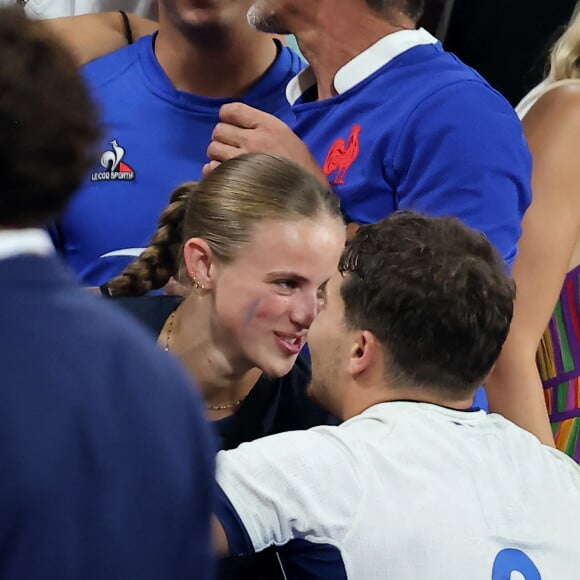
537;264;580;461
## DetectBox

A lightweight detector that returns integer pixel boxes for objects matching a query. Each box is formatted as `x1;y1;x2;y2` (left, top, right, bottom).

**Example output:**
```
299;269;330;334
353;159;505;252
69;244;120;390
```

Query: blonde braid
105;184;195;297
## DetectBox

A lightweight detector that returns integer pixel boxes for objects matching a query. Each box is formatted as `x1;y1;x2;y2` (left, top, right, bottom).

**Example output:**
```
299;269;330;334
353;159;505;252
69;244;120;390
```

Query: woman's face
212;216;345;377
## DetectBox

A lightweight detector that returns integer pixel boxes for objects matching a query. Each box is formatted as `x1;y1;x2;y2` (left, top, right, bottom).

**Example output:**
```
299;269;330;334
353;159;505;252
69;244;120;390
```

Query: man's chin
246;5;289;34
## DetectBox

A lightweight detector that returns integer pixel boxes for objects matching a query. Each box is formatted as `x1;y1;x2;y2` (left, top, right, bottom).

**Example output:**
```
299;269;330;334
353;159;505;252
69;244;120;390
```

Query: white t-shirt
0;0;156;19
216;401;580;579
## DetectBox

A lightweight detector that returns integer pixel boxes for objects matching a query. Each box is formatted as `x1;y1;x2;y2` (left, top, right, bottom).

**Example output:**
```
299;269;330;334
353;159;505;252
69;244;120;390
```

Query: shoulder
524;81;580;135
1;264;210;454
83;294;213;441
236;412;370;470
385;59;522;149
488;413;580;480
216;427;362;556
56;288;194;403
110;295;181;337
523;81;580;198
82;35;146;89
217;425;361;489
396;46;513;115
417;78;518;127
394;47;516;119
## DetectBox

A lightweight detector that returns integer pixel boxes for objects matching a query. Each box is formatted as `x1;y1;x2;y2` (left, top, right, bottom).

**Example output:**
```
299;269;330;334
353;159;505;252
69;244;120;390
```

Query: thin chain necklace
163;311;247;410
163;311;176;353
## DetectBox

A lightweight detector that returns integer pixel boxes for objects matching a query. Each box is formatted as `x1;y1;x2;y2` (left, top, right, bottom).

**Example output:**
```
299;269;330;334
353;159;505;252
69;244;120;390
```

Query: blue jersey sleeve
391;81;532;268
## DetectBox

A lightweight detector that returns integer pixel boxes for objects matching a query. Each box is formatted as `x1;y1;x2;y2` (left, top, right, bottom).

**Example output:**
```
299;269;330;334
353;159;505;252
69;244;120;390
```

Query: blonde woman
486;5;580;459
100;152;345;579
103;153;344;431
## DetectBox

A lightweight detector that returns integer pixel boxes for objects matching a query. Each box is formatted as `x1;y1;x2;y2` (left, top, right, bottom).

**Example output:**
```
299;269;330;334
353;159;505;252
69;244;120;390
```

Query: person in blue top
0;8;214;579
49;1;304;286
207;0;531;272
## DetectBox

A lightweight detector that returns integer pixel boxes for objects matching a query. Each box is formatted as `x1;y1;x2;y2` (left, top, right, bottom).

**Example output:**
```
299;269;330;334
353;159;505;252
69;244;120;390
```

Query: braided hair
105;184;193;296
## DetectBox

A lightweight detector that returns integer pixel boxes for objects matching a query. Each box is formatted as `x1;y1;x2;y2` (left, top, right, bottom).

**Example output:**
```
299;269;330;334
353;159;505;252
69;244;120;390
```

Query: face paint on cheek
244;298;262;326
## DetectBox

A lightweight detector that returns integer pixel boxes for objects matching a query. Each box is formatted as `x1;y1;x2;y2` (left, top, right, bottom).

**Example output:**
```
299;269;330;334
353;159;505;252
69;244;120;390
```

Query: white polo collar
286;27;439;105
0;228;54;261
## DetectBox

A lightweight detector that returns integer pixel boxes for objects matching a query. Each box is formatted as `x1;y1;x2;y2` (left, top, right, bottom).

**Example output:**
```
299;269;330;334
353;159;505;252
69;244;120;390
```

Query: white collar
286;27;438;105
0;228;54;261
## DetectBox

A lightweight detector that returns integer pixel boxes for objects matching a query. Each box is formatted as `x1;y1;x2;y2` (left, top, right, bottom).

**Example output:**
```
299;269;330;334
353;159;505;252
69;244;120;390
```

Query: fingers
202;160;221;177
219;102;263;129
211;122;244;149
206;138;241;163
206;103;292;173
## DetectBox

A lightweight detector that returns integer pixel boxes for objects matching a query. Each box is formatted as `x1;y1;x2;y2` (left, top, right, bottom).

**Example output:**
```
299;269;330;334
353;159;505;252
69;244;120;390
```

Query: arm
214;429;360;556
485;84;580;444
43;12;157;65
212;516;229;556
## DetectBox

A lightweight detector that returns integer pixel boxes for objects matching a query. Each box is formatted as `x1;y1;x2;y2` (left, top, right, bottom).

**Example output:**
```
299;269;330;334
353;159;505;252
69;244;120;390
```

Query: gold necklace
163;311;247;410
206;398;247;411
163;311;176;353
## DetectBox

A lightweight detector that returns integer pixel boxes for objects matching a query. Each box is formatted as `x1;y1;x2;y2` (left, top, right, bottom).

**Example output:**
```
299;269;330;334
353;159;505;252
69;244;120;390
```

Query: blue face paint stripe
245;298;261;325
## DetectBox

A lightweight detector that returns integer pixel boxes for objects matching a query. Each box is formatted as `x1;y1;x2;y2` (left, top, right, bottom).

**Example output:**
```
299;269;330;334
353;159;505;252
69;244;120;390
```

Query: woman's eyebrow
264;272;309;284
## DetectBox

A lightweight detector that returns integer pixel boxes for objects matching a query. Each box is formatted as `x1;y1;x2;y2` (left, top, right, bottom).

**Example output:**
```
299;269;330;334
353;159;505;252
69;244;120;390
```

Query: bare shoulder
127;14;158;40
43;12;129;65
524;81;580;134
523;81;580;215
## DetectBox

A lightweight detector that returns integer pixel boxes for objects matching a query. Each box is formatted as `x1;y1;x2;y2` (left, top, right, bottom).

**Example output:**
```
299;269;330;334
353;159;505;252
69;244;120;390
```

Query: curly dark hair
0;8;100;227
365;0;425;21
339;212;515;395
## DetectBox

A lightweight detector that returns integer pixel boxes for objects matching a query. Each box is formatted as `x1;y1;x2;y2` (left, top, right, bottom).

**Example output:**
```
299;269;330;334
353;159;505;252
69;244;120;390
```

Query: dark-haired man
214;212;580;579
0;9;214;578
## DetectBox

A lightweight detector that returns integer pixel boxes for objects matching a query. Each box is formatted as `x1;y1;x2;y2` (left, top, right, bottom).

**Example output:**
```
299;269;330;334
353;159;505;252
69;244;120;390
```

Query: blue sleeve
391;81;532;268
215;484;255;556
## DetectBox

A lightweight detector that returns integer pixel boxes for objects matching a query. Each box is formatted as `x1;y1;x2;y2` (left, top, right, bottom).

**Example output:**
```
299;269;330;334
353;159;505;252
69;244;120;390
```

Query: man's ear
346;330;380;378
183;237;216;289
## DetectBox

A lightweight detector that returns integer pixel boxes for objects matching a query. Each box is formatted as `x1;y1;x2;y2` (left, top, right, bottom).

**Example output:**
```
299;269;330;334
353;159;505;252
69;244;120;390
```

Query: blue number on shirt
492;549;541;579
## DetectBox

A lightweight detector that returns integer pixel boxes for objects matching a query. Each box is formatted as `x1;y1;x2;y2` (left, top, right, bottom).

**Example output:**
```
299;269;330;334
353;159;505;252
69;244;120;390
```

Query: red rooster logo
323;124;362;185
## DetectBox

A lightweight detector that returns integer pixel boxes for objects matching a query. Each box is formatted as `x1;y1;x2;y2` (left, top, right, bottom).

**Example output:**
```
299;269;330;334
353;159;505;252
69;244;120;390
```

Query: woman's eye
276;279;298;291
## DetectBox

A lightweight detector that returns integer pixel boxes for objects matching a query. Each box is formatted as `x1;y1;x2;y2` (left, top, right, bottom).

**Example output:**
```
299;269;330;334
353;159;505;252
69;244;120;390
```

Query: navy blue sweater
0;255;214;580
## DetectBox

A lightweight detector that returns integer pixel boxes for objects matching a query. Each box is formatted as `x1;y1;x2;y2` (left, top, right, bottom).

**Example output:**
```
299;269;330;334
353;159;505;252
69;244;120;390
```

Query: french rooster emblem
91;139;135;181
323;124;362;185
100;139;132;173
